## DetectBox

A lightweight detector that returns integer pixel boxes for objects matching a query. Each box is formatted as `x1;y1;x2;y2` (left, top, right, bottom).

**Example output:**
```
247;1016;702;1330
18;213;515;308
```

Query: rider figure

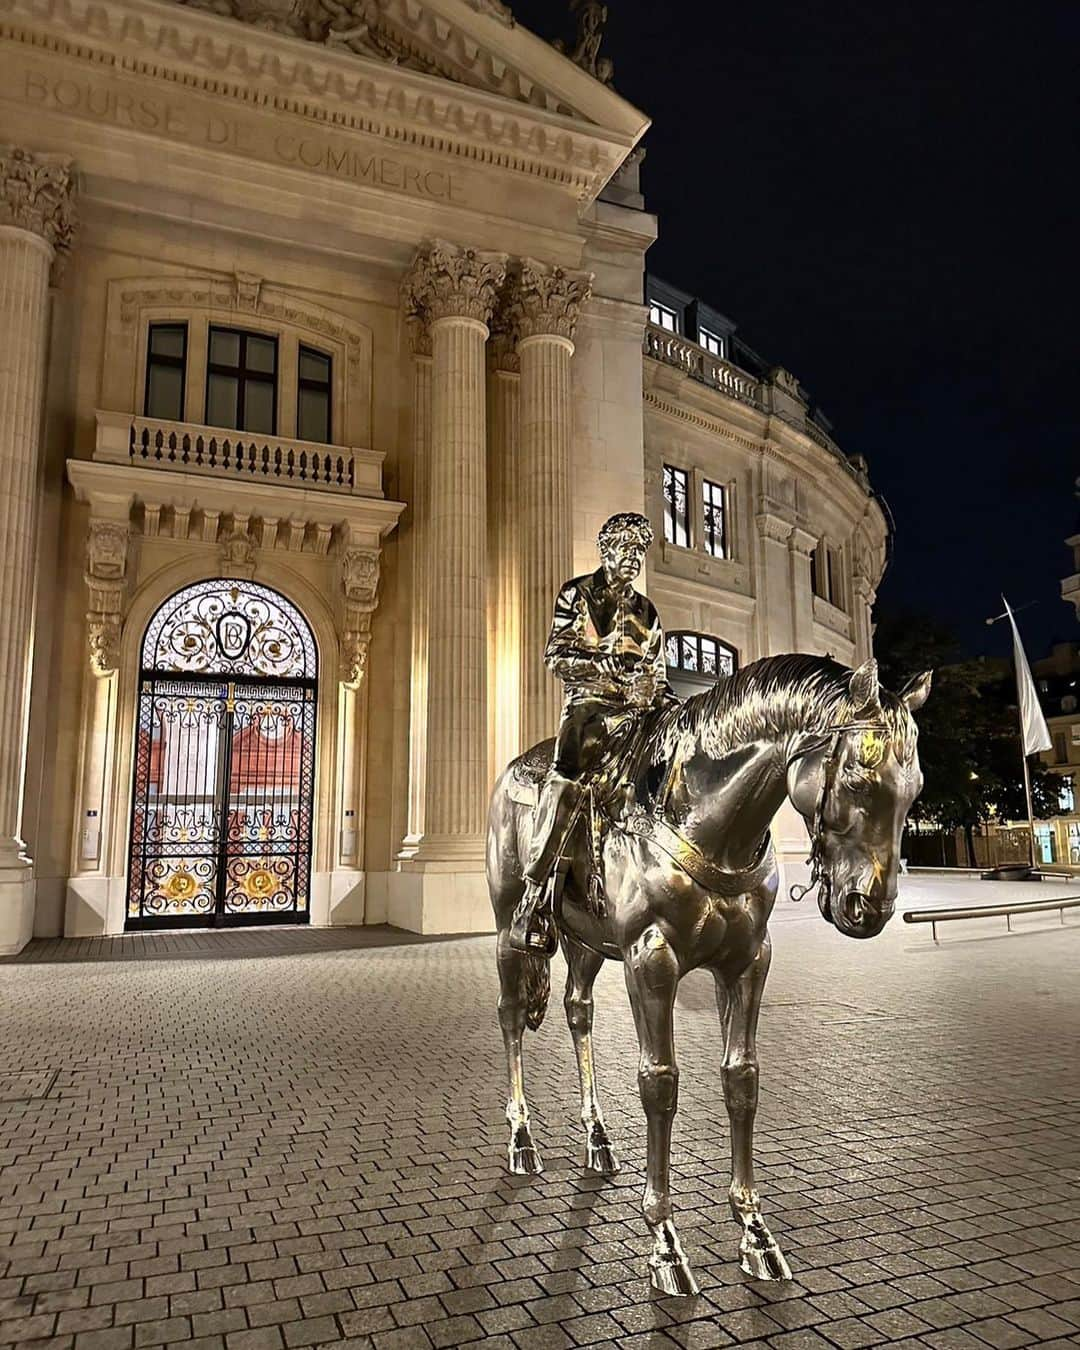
509;512;675;957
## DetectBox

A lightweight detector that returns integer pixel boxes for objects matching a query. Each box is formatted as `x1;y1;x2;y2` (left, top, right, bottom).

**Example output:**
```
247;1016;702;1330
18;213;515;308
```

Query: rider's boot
508;879;558;957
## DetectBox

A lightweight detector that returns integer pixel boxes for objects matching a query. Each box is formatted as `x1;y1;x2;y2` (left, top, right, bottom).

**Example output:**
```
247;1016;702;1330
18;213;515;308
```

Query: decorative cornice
505;257;593;343
0;0;643;200
756;511;794;546
0;145;76;261
402;239;507;328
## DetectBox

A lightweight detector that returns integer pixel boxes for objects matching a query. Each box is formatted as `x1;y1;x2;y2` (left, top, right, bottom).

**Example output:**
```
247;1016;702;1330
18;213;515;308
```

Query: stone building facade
0;0;889;954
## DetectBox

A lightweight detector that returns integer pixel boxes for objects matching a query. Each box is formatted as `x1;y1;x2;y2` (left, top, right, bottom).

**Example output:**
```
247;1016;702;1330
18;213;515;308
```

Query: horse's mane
654;654;918;764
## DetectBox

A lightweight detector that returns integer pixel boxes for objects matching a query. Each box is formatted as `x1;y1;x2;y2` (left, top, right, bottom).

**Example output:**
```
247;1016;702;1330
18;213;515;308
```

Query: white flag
1003;597;1052;756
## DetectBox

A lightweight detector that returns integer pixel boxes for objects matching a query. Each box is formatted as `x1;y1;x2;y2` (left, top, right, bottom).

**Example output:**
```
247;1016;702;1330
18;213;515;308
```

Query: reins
787;717;888;905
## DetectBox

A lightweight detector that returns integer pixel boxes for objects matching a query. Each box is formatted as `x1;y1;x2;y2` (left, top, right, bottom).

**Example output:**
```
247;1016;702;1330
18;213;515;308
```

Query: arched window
665;631;738;699
127;580;318;931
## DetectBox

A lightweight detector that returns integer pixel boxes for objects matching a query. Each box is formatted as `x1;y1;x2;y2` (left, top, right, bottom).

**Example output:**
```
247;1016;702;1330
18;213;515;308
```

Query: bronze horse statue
487;653;930;1295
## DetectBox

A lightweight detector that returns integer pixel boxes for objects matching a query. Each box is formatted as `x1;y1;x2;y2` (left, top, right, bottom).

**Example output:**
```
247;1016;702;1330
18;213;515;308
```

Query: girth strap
616;809;776;897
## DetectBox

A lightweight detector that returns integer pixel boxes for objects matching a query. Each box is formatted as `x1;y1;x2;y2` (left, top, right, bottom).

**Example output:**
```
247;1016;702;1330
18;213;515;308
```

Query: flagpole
1020;739;1038;869
987;596;1052;873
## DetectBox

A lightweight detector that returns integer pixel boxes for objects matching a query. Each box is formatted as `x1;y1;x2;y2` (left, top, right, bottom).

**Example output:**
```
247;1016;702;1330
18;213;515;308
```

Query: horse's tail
523;952;550;1031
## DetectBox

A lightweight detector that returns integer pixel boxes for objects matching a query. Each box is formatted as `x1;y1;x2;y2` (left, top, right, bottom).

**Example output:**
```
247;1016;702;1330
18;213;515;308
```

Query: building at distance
0;0;889;953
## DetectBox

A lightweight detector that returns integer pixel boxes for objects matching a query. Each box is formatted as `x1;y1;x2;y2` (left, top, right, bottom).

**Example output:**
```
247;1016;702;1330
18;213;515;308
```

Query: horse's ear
849;658;882;715
900;669;933;712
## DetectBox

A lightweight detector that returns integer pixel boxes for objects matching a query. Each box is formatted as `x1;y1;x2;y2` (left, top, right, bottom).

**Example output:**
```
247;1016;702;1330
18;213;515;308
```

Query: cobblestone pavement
2;876;1079;1350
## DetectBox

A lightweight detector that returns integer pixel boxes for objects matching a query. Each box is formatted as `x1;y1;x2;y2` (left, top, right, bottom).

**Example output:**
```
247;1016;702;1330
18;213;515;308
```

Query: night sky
513;0;1079;659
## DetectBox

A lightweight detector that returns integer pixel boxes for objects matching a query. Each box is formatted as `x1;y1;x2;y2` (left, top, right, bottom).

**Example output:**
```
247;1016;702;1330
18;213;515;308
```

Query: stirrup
509;885;558;958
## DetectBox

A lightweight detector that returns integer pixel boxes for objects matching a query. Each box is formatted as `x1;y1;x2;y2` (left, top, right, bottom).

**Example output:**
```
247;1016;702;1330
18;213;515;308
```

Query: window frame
665;630;739;681
297;343;333;445
698;327;726;359
701;477;727;559
649;302;680;334
144;322;189;422
662;464;691;549
205;325;279;436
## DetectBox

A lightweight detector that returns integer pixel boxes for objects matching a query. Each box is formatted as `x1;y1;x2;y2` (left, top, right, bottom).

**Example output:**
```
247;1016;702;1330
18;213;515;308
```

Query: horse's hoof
739;1241;792;1282
586;1140;620;1175
649;1255;699;1298
585;1126;619;1175
508;1145;543;1176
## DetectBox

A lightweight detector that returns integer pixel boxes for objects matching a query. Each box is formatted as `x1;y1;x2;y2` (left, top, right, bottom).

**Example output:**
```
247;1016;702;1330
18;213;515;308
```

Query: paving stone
0;905;1078;1350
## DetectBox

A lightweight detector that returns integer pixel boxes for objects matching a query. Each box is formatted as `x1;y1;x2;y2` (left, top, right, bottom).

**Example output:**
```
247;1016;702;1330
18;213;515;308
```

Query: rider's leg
510;706;604;954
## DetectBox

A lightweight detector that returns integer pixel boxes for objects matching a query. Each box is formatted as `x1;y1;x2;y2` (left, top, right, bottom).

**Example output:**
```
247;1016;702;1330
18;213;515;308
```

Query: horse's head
787;659;930;940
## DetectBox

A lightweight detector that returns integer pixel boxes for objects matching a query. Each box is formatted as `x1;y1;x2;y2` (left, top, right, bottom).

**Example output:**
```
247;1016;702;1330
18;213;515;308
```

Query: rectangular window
206;326;278;435
663;465;690;548
699;327;726;359
811;545;825;600
827;548;841;609
297;346;332;444
1058;776;1075;812
144;323;187;421
649;302;679;333
1055;733;1068;764
702;479;726;558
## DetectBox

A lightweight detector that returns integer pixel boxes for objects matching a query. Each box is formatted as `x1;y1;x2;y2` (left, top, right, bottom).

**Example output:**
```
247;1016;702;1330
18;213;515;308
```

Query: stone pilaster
852;568;877;664
0;148;75;904
753;507;795;657
507;259;593;749
788;526;816;654
402;242;507;857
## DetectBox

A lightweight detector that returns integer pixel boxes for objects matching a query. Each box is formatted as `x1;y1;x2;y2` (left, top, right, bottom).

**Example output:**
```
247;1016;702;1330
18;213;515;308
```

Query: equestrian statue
487;511;931;1296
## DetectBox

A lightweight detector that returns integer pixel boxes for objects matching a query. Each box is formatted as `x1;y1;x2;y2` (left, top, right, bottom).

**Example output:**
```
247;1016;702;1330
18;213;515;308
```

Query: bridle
787;717;890;909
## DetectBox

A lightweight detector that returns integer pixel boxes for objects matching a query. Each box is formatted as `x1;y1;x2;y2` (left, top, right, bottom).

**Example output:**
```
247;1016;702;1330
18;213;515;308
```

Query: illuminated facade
0;0;888;952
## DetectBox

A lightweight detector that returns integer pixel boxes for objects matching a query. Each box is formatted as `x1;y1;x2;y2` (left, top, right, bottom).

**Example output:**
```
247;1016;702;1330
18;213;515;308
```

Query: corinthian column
508;260;592;749
0;148;75;911
403;242;507;857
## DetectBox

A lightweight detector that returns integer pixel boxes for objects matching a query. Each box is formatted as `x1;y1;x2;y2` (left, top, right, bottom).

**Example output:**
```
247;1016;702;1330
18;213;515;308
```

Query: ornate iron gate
126;580;318;930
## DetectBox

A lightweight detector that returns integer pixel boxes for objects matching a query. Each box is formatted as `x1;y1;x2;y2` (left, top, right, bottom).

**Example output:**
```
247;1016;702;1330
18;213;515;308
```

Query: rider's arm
641;603;678;704
544;581;609;683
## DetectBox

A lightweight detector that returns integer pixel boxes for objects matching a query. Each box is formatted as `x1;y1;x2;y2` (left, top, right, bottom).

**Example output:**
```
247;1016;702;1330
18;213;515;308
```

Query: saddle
509;703;775;915
507;703;678;816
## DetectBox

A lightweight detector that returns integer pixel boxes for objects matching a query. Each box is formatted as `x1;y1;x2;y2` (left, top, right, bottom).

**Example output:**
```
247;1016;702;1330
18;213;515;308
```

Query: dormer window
649;302;680;333
698;327;726;359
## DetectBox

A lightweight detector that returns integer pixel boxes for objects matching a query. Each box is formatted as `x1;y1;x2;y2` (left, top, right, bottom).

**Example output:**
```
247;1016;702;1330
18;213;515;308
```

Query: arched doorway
126;579;318;930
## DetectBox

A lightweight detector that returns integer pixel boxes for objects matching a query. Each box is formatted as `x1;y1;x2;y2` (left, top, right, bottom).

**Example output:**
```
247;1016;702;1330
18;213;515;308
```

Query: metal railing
904;894;1080;942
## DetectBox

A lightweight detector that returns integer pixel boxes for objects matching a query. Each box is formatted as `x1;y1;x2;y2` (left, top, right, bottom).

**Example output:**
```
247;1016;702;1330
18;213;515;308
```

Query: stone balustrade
643;323;763;408
94;411;385;498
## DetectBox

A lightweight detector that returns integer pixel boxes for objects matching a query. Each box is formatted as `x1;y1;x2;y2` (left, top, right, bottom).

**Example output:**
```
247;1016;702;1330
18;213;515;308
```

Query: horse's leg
712;936;791;1280
563;935;619;1175
624;926;698;1297
497;929;543;1175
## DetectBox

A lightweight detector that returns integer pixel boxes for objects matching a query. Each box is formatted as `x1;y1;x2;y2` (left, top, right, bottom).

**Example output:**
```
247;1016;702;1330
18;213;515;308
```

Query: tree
874;608;1061;865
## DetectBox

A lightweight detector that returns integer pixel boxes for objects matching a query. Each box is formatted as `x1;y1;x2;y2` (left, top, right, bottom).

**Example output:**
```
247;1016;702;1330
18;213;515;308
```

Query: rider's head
598;513;653;585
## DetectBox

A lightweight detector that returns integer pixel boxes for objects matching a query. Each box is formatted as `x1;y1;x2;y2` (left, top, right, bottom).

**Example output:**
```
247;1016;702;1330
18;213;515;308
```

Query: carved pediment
163;0;635;124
